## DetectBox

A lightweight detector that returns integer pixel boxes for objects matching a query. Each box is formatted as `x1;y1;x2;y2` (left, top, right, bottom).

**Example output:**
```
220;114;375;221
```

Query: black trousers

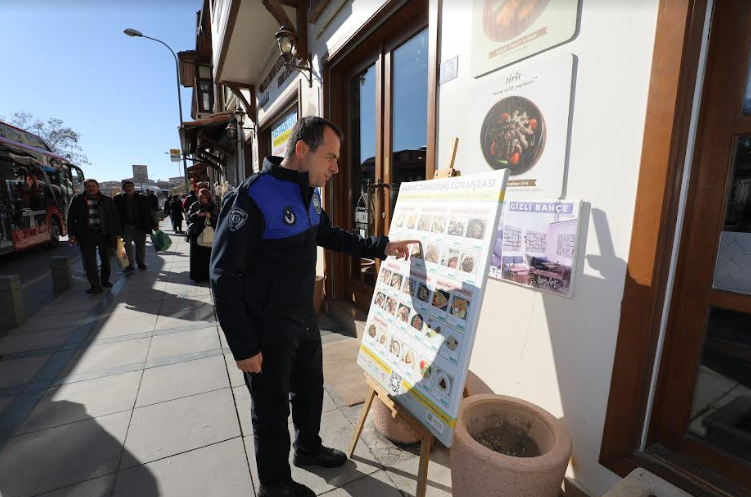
80;232;111;288
244;327;324;486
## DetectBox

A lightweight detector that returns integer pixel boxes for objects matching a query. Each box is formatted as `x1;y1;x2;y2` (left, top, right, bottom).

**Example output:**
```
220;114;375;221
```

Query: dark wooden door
649;0;751;488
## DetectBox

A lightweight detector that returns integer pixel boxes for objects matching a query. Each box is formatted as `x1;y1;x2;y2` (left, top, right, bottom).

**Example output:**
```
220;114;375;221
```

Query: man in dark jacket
210;117;415;497
67;179;121;294
183;190;197;213
114;180;157;272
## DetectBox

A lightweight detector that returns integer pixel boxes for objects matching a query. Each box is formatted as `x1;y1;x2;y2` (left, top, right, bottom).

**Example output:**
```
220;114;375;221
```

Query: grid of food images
360;205;492;411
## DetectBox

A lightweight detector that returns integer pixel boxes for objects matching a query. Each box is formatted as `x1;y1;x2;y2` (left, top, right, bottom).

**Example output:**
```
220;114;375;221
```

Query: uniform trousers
244;326;324;486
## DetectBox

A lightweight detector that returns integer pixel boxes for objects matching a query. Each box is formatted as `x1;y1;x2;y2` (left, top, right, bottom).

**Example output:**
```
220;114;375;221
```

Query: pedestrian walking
210;117;416;497
163;195;172;219
145;189;160;225
182;189;197;213
114;180;157;273
170;195;185;234
187;188;218;283
66;179;121;294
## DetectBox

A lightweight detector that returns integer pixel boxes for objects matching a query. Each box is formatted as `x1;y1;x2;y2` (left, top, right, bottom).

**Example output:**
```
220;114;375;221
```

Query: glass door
649;0;751;488
333;7;429;310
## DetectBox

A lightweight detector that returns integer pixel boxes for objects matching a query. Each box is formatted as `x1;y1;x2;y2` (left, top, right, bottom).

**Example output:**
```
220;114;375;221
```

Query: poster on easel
488;199;582;297
470;0;579;77
356;170;509;447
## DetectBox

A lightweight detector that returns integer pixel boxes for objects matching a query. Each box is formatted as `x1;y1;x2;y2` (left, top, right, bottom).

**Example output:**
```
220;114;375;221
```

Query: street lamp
124;28;189;191
274;24;312;88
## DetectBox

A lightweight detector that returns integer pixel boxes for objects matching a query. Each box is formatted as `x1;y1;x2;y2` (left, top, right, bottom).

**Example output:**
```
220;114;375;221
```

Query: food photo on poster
356;170;509;446
489;199;582;297
468;53;574;198
471;0;580;77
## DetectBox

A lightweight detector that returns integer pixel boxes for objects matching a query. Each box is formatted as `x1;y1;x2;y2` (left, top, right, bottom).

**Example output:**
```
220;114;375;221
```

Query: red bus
0;121;84;255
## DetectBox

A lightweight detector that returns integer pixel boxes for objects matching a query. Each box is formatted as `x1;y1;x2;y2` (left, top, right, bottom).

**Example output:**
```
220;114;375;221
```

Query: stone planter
372;396;420;444
451;394;572;497
314;275;324;316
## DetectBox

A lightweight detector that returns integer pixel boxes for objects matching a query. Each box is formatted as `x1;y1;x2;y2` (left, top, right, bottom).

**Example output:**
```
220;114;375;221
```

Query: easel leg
415;435;432;497
347;388;376;458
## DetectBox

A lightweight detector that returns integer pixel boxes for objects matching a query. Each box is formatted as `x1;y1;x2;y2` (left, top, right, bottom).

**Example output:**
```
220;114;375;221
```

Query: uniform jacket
210;157;389;361
113;192;155;234
67;193;121;248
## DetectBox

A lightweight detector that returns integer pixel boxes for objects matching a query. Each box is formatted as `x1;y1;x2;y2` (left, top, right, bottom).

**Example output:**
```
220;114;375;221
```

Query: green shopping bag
151;230;172;252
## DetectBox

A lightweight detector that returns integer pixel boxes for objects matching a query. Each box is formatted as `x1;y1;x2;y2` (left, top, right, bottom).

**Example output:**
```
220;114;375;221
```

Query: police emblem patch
312;193;321;215
228;208;248;232
283;206;296;226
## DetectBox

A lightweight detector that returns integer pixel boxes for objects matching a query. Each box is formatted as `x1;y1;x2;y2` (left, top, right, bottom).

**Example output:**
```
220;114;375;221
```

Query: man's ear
294;140;309;158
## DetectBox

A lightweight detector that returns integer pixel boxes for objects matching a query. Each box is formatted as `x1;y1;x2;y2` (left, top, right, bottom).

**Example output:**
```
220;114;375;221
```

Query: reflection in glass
350;64;377;286
390;29;429;216
688;307;751;464
713;138;751;294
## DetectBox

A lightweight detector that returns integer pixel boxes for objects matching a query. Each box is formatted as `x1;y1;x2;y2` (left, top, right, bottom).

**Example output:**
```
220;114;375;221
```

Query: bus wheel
45;220;61;249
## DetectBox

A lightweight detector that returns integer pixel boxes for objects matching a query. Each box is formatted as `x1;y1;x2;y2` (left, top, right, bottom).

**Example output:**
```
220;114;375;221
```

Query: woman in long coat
170;195;185;234
187;188;219;283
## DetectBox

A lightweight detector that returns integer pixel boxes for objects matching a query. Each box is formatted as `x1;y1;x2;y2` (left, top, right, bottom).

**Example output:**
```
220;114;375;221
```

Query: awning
187;161;221;182
179;111;235;156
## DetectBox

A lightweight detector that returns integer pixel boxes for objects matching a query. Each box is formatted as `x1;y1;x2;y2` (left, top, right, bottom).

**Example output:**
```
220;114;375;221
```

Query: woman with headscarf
169;195;185;234
187;188;219;282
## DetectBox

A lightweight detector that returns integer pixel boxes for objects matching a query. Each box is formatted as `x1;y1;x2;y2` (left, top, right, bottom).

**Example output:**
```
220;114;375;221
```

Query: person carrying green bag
151;229;172;252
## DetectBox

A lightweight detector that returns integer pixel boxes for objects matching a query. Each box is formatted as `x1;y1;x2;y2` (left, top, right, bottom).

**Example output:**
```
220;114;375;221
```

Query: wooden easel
433;137;461;179
347;373;435;497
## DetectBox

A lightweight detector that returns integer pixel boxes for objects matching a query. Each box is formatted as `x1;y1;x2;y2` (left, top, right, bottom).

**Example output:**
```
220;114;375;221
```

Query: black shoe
86;287;103;295
138;263;147;270
293;446;347;469
102;281;113;288
258;480;315;497
123;266;135;274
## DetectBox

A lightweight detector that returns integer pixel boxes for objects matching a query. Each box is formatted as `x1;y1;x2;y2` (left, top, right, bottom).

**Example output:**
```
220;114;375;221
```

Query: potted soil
451;394;571;497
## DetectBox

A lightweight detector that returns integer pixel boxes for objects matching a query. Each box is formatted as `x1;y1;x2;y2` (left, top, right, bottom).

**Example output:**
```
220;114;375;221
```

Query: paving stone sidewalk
0;222;452;497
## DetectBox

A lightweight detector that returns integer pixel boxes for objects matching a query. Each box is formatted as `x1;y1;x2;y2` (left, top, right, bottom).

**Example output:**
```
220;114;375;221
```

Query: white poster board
356;170;509;447
489;199;582;297
470;0;579;77
467;54;573;199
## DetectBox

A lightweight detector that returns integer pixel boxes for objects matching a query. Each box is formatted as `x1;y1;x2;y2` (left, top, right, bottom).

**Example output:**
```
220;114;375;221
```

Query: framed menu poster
356;170;509;447
471;0;579;77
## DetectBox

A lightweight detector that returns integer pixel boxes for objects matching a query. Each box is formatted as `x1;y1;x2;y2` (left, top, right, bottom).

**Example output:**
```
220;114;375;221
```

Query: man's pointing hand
384;240;420;260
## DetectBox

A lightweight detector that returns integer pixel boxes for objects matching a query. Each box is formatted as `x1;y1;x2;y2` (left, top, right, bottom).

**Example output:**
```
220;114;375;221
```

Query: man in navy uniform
210;117;415;497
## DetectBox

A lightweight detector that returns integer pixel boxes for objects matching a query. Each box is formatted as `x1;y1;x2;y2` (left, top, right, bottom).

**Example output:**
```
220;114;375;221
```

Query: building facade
181;1;751;495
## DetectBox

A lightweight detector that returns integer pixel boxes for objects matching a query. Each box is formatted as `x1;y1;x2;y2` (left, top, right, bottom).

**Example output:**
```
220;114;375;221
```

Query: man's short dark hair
83;179;99;187
284;116;344;159
122;180;134;188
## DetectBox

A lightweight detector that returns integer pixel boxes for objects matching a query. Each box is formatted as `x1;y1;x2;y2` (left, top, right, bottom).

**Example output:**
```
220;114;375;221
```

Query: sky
0;0;202;183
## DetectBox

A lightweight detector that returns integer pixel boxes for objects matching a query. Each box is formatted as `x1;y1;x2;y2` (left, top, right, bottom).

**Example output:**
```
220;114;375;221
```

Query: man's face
299;127;340;187
84;181;99;196
124;184;135;195
146;189;152;195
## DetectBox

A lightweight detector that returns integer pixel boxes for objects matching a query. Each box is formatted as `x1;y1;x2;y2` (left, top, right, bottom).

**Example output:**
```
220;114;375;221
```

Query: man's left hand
384;240;420;260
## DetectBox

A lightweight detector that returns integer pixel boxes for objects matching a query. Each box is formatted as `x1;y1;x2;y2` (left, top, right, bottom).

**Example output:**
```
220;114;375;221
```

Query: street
0;239;82;321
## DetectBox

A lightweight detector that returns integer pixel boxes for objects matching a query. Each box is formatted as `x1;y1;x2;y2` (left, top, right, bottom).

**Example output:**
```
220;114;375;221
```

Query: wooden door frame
598;0;751;494
321;0;436;305
647;0;751;488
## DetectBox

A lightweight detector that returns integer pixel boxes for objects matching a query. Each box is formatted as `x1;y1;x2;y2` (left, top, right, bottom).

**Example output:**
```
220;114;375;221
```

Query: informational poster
132;165;148;183
488;199;581;297
357;170;509;447
471;0;579;77
271;109;298;157
468;54;573;199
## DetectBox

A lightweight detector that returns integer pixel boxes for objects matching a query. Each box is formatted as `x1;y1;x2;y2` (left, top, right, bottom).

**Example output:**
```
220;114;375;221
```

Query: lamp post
124;28;190;191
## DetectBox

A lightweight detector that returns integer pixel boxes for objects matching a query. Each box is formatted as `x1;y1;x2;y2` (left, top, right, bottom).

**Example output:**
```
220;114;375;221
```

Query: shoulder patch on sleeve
228;208;248;232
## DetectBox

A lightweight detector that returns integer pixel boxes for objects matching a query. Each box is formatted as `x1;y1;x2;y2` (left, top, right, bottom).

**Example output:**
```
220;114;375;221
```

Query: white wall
256;0;661;492
438;1;660;495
